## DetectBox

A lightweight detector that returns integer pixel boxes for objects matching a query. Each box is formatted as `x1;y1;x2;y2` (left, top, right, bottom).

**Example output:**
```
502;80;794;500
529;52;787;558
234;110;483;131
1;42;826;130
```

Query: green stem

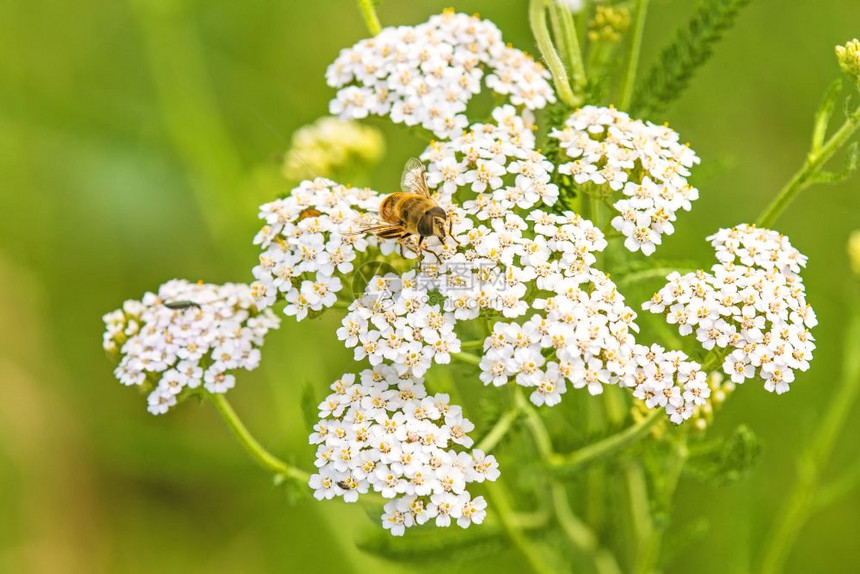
209;393;309;483
759;301;860;574
616;267;697;287
549;410;662;476
757;108;860;228
356;0;381;36
517;392;622;574
530;0;578;107
815;454;860;510
460;339;485;351
639;439;688;573
451;351;482;366
624;463;655;574
485;482;557;574
549;0;588;96
476;406;522;453
618;0;649;110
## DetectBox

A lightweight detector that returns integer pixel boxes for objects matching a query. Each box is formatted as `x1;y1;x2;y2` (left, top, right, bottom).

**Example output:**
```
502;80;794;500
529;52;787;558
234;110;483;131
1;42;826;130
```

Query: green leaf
811;79;843;154
685;425;761;486
357;525;508;563
808;141;859;185
632;0;753;118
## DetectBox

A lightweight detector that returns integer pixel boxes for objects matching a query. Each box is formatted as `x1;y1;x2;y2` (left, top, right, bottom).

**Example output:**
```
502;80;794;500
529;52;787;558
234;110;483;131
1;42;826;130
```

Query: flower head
250;178;396;318
103;280;280;414
327;12;555;138
308;366;497;534
550;106;700;255
645;225;816;394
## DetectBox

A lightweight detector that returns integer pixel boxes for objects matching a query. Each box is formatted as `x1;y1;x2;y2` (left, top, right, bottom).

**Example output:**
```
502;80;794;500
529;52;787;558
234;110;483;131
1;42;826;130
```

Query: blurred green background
1;0;858;572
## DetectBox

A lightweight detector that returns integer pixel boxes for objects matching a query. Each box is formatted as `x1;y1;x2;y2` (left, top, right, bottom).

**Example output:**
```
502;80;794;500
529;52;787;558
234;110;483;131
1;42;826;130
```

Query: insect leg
447;218;460;245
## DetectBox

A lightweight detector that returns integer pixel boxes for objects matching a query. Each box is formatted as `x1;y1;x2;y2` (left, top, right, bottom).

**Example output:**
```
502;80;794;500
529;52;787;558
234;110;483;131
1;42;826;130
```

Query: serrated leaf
685;425;761;486
357;525;508;563
632;0;753;118
811;79;843;154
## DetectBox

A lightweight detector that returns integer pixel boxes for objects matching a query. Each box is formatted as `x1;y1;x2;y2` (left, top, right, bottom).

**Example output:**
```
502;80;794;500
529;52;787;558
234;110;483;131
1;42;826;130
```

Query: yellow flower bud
283;117;385;181
835;39;860;87
588;6;631;44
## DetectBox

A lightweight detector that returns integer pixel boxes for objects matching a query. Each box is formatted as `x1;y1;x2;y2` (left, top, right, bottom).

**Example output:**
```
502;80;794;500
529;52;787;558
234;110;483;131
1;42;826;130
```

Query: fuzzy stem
757;107;860;228
530;0;578;107
549;410;662;476
210;393;309;483
356;0;382;36
618;0;650;110
759;301;860;573
549;1;588;96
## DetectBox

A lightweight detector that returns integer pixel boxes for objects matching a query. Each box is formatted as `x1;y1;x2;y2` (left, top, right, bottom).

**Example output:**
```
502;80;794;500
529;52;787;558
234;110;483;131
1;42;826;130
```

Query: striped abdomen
380;193;436;236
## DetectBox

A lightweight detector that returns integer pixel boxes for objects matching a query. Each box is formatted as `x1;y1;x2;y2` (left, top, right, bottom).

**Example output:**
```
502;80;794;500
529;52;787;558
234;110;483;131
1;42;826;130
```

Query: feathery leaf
632;0;753;118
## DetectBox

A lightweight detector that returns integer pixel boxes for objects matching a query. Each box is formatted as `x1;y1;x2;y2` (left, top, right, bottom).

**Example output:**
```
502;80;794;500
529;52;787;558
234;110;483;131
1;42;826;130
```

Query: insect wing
400;157;431;198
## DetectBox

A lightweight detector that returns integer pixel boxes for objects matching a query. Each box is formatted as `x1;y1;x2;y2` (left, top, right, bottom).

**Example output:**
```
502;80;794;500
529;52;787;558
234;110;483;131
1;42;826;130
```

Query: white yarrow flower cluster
309;367;498;535
422;105;559;214
327;11;555;138
251;178;395;320
462;208;707;423
550;105;700;255
644;224;817;393
338;272;461;377
102;280;280;414
627;344;710;424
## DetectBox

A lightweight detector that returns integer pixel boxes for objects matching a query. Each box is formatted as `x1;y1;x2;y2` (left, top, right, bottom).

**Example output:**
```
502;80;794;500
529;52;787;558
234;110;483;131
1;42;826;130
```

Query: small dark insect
336;480;350;490
163;300;201;310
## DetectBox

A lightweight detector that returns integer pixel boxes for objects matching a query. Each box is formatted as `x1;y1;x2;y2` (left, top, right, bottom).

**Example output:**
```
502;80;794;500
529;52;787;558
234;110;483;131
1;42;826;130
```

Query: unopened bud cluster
283;117;384;181
836;39;860;86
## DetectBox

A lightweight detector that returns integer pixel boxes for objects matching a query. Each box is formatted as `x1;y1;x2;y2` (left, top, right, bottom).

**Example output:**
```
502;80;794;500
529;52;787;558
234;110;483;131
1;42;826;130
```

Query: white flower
327;11;554;138
103;280;280;414
550;106;700;256
251;178;397;320
646;225;816;394
309;367;498;534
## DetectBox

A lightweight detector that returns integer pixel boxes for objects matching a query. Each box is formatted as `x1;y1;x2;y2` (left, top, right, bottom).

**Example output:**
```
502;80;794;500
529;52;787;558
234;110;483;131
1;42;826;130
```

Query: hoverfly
353;158;458;261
